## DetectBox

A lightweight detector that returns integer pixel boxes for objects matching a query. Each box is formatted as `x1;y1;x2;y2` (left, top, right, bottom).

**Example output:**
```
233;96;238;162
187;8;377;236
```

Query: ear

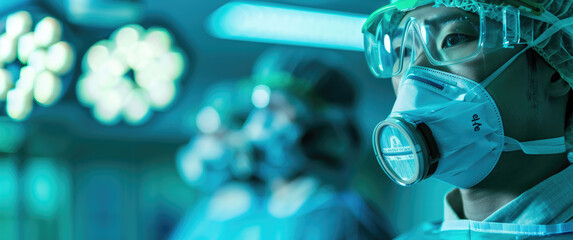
549;72;570;98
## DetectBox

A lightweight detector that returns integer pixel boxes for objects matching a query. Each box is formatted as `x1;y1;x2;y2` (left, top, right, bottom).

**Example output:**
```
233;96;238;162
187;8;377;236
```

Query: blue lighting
0;157;17;212
207;1;367;51
23;158;68;218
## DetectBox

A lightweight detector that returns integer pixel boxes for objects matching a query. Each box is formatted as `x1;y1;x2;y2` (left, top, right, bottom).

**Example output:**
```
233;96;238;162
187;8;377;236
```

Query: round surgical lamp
77;24;187;125
0;9;76;121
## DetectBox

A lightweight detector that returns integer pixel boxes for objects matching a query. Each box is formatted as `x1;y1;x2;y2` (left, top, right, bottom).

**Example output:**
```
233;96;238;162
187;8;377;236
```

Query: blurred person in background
170;48;393;239
362;0;573;238
174;80;253;193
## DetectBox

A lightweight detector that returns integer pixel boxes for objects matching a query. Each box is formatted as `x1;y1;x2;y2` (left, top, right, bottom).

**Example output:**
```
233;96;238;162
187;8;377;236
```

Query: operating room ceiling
0;0;393;143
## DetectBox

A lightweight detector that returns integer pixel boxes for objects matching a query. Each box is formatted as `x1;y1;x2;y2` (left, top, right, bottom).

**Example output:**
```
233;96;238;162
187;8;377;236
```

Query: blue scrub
397;165;573;239
170;179;393;240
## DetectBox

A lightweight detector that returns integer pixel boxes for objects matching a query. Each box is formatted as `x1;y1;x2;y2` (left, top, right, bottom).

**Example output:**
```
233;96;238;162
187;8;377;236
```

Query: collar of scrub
444;164;573;224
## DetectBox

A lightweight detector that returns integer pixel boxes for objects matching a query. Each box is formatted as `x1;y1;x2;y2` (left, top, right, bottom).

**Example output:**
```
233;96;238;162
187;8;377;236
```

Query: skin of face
388;5;571;218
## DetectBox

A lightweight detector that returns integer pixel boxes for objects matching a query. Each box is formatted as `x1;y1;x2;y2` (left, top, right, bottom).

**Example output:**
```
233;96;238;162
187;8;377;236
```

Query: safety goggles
362;0;535;78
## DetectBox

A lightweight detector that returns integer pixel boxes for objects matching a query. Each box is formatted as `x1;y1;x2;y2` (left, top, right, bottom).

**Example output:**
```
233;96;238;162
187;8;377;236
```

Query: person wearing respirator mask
239;49;392;239
363;0;573;238
171;49;394;239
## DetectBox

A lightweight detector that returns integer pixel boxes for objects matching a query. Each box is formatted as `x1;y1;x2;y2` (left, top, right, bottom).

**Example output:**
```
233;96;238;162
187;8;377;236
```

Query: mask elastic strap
503;136;566;154
537;12;573;39
480;17;573;88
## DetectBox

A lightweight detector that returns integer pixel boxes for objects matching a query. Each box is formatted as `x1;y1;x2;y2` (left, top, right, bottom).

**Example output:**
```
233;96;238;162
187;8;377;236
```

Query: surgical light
207;2;368;51
6;11;32;38
34;71;62;106
0;11;75;120
6;88;33;121
46;41;74;74
17;32;35;64
34;17;62;47
0;69;14;99
77;24;186;125
0;35;17;63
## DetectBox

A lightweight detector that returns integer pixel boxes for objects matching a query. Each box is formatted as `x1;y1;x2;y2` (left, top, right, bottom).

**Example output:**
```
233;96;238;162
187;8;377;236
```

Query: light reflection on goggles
362;4;530;78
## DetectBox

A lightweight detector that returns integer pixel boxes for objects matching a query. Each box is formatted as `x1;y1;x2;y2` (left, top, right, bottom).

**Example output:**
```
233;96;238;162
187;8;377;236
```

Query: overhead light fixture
207;1;367;51
77;24;186;125
63;0;143;28
0;11;76;121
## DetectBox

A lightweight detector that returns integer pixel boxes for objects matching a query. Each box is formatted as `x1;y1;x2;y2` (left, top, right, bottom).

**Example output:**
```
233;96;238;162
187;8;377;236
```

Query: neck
458;151;569;221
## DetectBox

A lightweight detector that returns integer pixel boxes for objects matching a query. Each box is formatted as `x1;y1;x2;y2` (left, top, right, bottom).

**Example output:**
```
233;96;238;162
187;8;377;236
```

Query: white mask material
373;64;566;188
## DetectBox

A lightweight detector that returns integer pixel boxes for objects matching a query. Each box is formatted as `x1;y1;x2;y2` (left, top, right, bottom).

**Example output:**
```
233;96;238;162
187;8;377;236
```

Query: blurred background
0;0;452;239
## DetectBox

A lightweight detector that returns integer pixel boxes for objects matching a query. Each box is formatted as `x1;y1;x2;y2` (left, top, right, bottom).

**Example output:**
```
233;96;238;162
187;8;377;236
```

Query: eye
441;33;476;49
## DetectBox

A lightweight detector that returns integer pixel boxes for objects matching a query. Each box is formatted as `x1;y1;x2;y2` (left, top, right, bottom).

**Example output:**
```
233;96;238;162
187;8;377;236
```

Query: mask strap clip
504;136;566;154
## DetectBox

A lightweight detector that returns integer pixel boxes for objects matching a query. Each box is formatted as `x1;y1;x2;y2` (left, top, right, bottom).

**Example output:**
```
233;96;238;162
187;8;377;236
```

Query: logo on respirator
472;114;481;132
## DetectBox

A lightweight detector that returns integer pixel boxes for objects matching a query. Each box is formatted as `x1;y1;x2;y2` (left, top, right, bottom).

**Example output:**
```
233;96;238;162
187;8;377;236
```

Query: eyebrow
425;13;477;27
393;13;478;38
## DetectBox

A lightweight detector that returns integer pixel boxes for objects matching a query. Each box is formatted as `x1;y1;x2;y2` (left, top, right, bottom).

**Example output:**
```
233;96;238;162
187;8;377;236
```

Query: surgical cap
251;48;357;108
433;0;573;88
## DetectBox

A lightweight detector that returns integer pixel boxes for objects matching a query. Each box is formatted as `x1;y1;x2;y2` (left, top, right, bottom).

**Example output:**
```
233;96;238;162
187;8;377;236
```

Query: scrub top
397;165;573;239
170;178;393;240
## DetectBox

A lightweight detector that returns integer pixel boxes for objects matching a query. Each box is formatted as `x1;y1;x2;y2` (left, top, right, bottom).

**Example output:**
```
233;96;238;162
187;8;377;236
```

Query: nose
410;46;451;73
412;46;433;68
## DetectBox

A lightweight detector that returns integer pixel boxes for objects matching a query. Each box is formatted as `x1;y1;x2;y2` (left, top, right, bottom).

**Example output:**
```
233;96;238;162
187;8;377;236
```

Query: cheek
483;57;534;138
448;56;500;82
485;55;531;106
448;47;526;83
489;85;532;138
